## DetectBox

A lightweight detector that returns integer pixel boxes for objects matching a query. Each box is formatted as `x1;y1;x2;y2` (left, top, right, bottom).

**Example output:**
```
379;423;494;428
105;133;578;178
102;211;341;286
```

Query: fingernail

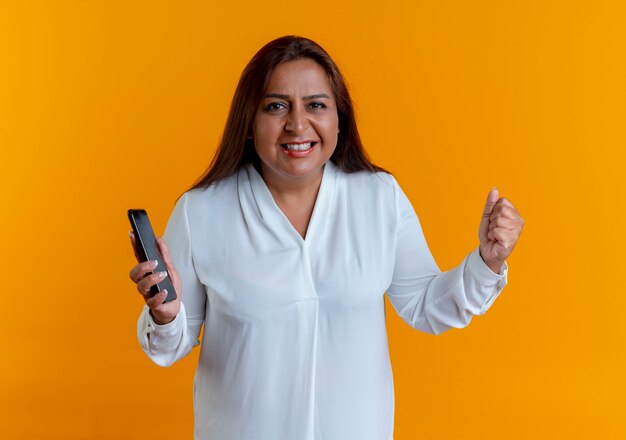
128;231;134;238
150;260;158;268
158;271;167;279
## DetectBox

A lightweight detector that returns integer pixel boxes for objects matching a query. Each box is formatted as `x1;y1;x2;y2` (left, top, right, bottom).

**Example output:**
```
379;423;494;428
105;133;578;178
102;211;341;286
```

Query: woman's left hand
478;188;524;273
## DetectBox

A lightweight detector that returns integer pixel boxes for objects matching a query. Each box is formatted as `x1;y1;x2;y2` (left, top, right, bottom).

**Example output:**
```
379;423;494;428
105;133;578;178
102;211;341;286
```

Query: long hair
189;35;388;191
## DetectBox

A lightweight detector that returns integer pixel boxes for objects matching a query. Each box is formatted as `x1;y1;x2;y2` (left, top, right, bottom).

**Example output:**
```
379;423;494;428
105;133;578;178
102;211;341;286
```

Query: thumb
479;187;500;240
483;187;500;216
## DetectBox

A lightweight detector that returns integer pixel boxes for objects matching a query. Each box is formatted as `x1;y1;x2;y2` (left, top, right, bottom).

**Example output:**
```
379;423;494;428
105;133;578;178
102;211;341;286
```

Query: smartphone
128;209;177;303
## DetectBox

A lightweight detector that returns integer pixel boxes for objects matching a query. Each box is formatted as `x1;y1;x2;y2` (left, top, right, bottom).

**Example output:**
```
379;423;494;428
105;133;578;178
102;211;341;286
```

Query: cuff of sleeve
145;306;182;331
466;248;508;314
138;303;185;353
468;247;507;283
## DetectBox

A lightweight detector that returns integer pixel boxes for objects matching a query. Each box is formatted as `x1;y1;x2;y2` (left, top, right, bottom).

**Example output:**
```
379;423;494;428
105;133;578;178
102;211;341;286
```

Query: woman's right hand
129;233;182;325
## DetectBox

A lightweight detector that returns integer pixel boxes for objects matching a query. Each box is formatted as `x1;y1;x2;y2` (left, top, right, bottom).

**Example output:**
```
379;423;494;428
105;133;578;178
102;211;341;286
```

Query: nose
284;104;309;134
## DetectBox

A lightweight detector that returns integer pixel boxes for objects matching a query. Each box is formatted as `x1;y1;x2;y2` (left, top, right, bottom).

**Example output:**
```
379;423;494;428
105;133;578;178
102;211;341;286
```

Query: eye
264;102;287;112
308;102;327;110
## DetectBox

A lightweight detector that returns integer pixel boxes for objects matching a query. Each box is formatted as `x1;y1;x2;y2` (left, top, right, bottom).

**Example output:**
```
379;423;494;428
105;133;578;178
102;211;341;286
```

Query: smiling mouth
281;142;317;151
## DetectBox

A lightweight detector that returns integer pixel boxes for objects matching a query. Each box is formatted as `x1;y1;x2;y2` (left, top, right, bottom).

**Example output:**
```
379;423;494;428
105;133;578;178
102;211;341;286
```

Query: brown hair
189;35;388;191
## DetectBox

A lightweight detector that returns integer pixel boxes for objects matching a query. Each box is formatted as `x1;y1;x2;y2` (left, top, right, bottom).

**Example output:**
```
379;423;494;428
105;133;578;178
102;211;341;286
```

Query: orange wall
1;1;625;439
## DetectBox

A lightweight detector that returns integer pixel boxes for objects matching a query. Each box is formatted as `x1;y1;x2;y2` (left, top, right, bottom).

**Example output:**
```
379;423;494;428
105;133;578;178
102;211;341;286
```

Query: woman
129;35;523;439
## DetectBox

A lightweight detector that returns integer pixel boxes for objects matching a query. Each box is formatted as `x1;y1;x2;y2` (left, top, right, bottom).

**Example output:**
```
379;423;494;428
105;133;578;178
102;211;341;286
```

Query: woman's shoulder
330;163;401;214
333;162;397;192
176;169;242;212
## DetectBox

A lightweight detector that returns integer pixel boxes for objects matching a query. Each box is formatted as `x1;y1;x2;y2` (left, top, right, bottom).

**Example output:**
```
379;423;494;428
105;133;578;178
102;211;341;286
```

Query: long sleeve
385;179;508;335
136;193;206;366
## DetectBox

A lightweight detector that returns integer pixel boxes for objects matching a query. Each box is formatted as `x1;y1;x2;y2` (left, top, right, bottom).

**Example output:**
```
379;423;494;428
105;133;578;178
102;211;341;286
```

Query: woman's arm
135;193;207;366
385;181;522;335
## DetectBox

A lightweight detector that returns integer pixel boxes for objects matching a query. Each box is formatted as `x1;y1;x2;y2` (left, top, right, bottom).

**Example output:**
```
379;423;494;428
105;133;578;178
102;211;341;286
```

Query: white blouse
137;160;507;440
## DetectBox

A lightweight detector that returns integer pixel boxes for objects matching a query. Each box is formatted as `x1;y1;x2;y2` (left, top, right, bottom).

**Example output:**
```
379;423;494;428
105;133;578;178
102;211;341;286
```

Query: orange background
1;1;625;438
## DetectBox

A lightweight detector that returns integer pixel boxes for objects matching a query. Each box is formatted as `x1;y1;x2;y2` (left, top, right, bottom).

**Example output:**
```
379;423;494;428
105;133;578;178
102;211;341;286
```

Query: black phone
128;209;177;303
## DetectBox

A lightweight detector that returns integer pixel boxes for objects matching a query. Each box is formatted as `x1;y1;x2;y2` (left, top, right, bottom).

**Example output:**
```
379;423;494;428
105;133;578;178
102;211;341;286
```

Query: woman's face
252;58;339;186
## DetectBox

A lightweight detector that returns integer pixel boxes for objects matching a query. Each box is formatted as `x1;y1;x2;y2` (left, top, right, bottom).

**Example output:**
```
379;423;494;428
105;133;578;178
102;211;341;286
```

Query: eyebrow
263;93;331;100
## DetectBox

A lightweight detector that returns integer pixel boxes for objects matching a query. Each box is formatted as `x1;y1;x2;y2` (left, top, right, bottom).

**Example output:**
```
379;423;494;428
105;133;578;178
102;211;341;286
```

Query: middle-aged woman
129;35;524;439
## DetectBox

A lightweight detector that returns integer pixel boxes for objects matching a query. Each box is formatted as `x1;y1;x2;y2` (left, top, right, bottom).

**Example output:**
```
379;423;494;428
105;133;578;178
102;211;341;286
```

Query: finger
487;227;517;244
488;217;519;231
136;270;168;297
494;197;515;209
146;290;169;309
491;207;524;226
137;283;152;299
129;259;159;283
489;220;524;235
129;260;158;283
492;199;520;220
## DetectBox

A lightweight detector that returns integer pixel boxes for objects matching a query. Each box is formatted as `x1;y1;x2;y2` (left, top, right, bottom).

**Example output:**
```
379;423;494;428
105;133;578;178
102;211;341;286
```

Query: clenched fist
478;188;524;273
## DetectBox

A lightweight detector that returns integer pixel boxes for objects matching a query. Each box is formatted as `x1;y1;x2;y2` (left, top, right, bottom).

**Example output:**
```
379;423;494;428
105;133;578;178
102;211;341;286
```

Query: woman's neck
258;163;325;202
257;162;325;239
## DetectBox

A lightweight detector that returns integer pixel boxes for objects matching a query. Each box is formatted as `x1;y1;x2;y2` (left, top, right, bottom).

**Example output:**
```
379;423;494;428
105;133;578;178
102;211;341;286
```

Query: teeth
284;142;313;151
